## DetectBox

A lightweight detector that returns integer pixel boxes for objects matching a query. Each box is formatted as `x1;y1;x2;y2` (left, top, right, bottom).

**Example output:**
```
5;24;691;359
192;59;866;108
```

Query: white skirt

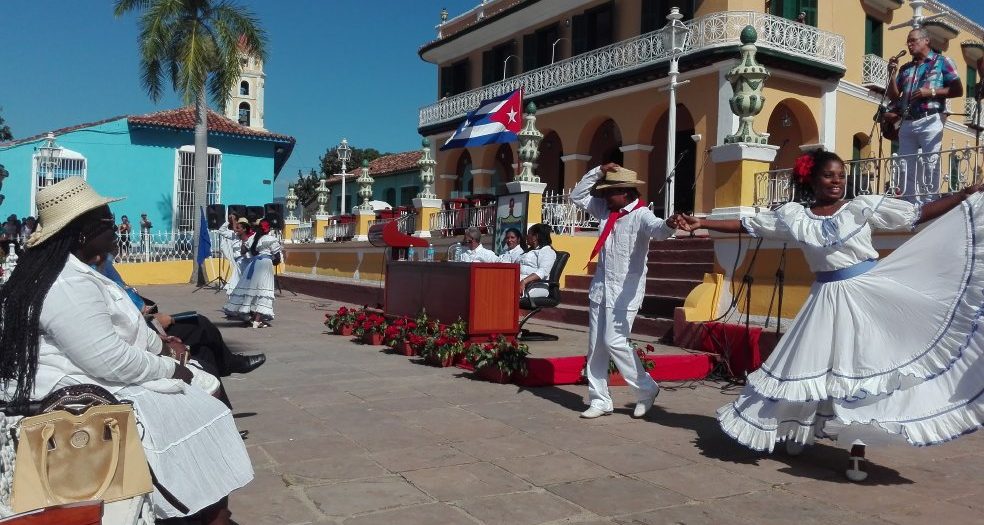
223;256;275;320
120;385;253;518
718;195;984;451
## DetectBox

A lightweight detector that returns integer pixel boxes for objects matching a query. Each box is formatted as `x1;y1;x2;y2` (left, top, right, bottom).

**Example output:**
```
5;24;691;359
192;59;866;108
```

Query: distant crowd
0;214;38;257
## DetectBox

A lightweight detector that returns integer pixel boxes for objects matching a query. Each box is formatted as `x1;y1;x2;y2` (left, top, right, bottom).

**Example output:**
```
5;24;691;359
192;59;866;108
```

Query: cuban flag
441;89;523;151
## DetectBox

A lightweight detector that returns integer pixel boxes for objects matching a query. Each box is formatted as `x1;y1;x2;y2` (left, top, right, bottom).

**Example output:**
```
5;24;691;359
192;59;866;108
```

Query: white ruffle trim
747;198;984;403
717;403;832;453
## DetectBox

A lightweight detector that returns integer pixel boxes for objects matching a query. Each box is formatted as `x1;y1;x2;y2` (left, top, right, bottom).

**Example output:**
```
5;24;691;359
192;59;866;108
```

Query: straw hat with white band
26;177;122;248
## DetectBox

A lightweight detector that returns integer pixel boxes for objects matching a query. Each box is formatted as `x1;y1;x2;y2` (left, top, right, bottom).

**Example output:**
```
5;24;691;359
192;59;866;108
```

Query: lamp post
661;8;690;216
36;132;62;188
551;38;568;64
503;55;517;81
336;138;351;215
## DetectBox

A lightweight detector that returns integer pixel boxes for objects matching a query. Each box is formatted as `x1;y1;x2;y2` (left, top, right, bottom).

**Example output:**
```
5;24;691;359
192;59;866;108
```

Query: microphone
892;49;907;61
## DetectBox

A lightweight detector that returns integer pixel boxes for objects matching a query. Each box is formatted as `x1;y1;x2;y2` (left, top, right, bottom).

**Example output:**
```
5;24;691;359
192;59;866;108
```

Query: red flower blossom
793;154;814;185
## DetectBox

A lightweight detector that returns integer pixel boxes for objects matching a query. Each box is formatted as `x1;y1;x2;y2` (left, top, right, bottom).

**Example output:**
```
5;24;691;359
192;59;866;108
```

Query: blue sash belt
244;254;271;279
814;259;877;283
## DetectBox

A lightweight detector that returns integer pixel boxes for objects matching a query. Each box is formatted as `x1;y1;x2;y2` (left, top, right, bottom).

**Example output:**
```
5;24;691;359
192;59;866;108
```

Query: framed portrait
494;192;528;255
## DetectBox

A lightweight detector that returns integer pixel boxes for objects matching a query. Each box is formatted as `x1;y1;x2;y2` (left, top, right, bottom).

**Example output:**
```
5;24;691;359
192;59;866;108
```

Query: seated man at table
459;227;499;263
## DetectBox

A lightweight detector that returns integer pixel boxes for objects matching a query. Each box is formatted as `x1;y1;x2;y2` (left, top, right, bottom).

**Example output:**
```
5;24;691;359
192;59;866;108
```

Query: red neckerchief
587;200;647;266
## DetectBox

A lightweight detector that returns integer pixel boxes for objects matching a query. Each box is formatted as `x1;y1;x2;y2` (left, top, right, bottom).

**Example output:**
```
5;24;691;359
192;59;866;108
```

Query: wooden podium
385;261;519;338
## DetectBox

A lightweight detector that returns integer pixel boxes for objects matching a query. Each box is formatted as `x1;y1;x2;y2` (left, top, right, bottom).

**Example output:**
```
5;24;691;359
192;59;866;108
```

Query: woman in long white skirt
217;213;243;294
678;149;984;481
223;219;282;328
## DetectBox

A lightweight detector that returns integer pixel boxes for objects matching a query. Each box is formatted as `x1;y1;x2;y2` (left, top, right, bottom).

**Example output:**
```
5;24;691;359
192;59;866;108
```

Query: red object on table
385;261;519;339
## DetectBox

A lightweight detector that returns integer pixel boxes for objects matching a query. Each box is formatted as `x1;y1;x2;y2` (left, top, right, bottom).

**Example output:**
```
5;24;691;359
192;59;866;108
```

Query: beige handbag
10;402;153;513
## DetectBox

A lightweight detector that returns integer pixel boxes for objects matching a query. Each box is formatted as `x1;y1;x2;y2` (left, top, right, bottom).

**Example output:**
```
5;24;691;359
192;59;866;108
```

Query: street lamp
551;38;568;64
660;8;690;216
36;132;63;188
503;54;517;81
337;138;351;214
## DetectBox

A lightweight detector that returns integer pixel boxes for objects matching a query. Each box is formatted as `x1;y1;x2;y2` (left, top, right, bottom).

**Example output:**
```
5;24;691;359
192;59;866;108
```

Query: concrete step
564;275;703;297
648;236;713;250
647;249;715;263
529;304;676;340
560;289;685;318
586;261;714;278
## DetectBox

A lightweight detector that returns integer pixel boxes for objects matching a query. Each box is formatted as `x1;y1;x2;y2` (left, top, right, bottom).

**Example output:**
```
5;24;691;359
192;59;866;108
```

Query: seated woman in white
459;227;499;263
498;227;526;263
4;178;252;523
518;223;557;299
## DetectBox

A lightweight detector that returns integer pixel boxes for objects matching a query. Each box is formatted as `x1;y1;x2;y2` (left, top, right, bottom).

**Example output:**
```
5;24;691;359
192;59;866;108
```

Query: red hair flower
259;220;272;234
793;154;814;184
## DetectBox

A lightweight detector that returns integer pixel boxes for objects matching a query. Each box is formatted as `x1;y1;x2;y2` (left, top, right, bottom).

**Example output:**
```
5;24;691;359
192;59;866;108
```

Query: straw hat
26;177;122;248
593;166;645;191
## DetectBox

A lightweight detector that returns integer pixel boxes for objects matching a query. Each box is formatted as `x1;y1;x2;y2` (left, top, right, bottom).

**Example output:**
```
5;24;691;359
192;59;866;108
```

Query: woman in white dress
518;223;557;299
678;149;984;481
217;213;243;294
498;227;526;263
2;177;252;522
223;218;282;328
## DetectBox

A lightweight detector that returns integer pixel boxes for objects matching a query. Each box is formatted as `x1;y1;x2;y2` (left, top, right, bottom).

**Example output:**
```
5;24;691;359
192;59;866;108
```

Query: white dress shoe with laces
580;406;613;419
632;387;660;418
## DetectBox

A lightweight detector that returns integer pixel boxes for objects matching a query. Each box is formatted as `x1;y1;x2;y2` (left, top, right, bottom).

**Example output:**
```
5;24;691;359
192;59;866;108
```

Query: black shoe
228;353;266;374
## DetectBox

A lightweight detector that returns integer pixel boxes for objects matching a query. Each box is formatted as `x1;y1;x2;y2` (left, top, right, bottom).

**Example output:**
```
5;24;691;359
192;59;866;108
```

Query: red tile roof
327;150;423;183
128;106;294;143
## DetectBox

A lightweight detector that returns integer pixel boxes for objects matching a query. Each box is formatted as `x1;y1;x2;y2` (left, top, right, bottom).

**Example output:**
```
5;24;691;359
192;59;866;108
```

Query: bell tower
226;40;265;130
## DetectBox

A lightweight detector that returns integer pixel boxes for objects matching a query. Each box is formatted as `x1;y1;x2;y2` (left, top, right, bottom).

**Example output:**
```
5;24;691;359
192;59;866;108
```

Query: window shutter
641;0;658;34
440;66;452;98
523;33;537;71
482;50;496;85
572;14;587;56
597;1;615;48
967;66;977;99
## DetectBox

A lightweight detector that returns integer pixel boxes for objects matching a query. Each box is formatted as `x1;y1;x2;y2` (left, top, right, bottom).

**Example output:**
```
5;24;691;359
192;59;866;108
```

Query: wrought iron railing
324;221;356;242
753;144;984;207
369;213;418;236
541;189;600;234
290;223;313;243
114;230;223;263
419;11;845;127
964;97;984;128
861;54;889;89
430;204;496;236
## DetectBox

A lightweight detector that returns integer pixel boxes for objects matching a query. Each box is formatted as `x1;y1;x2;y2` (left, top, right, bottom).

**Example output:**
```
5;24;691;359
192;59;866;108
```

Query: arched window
240;81;249;96
238;102;251;127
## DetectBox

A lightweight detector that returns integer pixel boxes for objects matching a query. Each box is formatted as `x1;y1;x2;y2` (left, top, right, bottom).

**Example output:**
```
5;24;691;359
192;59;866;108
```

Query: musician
885;28;962;202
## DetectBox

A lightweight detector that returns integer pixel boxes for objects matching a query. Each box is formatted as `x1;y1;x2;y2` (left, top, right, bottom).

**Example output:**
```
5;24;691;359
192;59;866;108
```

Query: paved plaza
147;285;984;525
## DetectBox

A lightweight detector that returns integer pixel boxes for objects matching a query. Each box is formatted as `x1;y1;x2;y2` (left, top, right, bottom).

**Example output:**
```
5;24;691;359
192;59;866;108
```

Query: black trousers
165;315;237;377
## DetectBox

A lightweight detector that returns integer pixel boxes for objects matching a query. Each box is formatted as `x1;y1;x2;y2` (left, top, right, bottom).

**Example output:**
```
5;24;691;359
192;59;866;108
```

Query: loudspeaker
228;204;247;219
206;204;226;230
246;206;265;223
264;203;284;230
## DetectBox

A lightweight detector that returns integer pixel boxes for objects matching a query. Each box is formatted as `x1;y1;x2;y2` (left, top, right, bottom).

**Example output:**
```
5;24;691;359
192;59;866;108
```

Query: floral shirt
893;51;959;117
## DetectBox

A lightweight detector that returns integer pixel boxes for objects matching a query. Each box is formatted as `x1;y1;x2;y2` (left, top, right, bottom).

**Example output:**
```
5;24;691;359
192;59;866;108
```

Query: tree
0;108;12;142
114;0;267;284
293;168;321;209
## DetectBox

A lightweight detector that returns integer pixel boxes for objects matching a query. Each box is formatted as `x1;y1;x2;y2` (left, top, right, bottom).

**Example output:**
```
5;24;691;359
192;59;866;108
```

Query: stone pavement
147;284;984;525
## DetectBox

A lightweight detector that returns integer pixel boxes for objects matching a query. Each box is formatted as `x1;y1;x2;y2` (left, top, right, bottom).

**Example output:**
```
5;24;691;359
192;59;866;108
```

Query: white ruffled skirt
120;385;253;518
718;194;984;451
222;256;275;320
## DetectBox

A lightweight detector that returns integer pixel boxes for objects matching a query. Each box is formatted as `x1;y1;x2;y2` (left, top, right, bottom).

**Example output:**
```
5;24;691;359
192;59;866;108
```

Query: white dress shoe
632;387;660;418
580;407;613;419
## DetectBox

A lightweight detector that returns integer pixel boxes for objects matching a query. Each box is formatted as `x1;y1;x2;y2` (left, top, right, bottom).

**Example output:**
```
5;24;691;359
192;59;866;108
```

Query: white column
820;81;837;152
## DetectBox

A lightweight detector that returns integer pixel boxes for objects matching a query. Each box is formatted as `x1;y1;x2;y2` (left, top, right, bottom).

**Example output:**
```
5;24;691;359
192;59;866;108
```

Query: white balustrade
324;221;356;242
291;223;313;243
540;189;600;234
754;145;984;207
861;54;889;89
429;205;496;236
419;11;845;127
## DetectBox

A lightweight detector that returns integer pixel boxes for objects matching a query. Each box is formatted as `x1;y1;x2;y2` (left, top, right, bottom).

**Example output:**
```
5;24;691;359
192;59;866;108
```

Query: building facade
0;107;294;231
326;151;423;215
418;0;984;218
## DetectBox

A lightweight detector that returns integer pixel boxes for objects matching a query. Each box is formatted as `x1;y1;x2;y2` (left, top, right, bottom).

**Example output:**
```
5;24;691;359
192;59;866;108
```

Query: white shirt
572;167;675;310
498;244;524;264
460;244;499;263
28;255;177;399
518;245;557;281
243;233;283;258
741;195;920;272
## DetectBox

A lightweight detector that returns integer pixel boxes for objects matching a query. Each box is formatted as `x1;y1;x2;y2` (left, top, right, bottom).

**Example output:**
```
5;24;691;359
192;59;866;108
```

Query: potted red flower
354;311;388;345
466;335;530;384
384;317;418;355
324;306;356;336
419;318;468;367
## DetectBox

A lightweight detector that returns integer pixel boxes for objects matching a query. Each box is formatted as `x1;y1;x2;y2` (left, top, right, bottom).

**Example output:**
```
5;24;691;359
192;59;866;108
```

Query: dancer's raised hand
676;213;702;232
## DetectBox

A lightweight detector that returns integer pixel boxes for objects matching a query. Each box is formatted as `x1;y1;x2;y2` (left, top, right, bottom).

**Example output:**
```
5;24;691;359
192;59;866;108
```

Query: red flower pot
476;366;513;384
396;341;416;356
334;324;354;336
424;354;457;367
363;332;384;345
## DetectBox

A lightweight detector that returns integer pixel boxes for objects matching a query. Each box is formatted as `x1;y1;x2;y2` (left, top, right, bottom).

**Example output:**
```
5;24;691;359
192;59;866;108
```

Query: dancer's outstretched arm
676;214;746;234
917;183;984;224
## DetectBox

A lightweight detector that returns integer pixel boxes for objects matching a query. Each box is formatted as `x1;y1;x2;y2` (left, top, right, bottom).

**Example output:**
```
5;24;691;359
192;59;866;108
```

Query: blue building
0;106;294;231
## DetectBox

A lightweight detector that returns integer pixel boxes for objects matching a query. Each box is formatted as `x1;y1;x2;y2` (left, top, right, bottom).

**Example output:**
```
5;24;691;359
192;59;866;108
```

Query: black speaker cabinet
264;202;284;230
206;204;226;230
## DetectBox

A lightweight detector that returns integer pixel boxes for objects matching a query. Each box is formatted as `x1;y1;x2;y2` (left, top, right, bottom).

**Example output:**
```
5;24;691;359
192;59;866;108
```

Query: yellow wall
550;235;598;287
284;244;387;282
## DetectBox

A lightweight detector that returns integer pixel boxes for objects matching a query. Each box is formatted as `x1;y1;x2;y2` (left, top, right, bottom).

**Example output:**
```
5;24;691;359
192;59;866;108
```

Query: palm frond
112;0;152;17
212;2;268;62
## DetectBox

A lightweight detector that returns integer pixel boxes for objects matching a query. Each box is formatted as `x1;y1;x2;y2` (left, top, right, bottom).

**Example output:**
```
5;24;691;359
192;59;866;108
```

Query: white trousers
586;302;660;411
898;113;944;203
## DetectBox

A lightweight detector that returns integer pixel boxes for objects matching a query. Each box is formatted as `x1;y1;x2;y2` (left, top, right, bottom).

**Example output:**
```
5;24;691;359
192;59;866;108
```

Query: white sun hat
27;177;122;248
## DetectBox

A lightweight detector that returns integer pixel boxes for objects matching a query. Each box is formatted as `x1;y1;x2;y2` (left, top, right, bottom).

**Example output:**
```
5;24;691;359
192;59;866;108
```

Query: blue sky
2;0;983;198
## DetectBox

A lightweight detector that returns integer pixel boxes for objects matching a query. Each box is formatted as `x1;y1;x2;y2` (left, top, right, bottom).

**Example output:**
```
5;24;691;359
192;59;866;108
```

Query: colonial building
326;151;424;214
418;0;984;218
0;107;294;231
225;44;266;130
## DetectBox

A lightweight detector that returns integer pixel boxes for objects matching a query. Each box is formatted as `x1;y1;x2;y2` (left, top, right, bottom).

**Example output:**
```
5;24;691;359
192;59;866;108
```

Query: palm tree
114;0;267;283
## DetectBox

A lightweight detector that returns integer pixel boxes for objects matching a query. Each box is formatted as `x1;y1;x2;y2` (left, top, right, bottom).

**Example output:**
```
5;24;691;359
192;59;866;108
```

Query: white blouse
741;195;921;272
519;246;557;281
28;255;177;399
240;233;282;259
460;244;499;263
498;245;524;264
